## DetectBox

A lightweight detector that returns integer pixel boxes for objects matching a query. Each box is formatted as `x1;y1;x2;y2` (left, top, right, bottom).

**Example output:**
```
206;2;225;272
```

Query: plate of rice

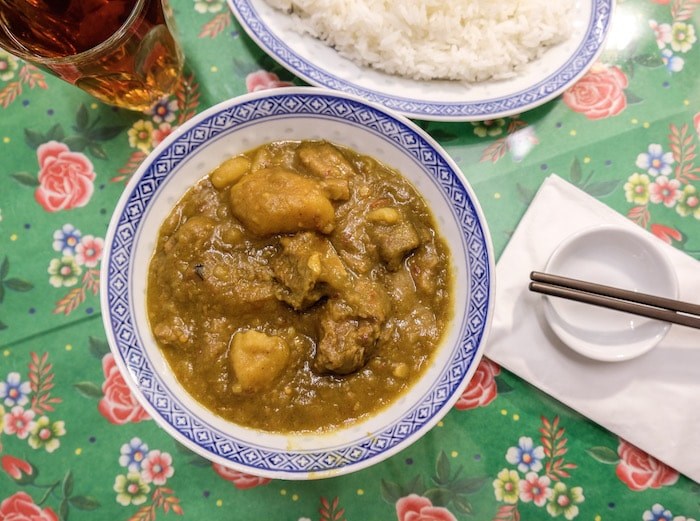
227;0;614;121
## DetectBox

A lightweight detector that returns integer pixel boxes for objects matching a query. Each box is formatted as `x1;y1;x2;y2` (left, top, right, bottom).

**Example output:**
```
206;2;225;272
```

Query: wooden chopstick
529;271;700;329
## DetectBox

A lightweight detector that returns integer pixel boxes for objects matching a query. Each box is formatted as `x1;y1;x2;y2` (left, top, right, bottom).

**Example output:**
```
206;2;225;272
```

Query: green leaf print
381;451;486;515
25;128;46;148
45;123;65;142
62;135;90;151
10;172;40;186
584;180;621;198
633;53;664;68
0;256;34;328
567;157;621;197
5;278;34;291
587;446;619;465
380;479;404;503
452;494;474;515
0;256;9;280
59;498;69;520
381;474;426;503
75;104;89;131
62;470;74;497
21;103;126;161
424;487;453;506
7;454;101;519
73;381;103;399
435;451;451;485
69;495;101;510
495;377;514;394
88;336;111;359
570;157;583;184
451;476;488;495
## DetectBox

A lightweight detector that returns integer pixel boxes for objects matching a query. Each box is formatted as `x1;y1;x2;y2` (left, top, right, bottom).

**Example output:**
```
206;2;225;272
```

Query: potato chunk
230;330;290;393
210;155;251;189
229;167;335;236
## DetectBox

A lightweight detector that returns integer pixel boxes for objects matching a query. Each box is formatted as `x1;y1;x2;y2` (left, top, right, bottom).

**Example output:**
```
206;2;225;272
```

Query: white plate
227;0;614;121
543;225;678;362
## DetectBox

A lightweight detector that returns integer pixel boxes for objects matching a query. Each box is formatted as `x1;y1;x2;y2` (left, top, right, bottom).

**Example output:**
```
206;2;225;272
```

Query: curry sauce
147;140;453;433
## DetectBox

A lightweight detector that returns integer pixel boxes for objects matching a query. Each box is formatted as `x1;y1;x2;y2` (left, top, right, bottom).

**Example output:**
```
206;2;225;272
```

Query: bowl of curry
101;87;495;480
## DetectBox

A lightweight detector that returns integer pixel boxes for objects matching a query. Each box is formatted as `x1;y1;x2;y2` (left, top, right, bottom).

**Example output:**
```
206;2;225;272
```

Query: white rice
265;0;574;82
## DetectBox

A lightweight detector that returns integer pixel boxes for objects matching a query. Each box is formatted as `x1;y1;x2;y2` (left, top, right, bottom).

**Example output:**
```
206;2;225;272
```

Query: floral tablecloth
1;1;699;520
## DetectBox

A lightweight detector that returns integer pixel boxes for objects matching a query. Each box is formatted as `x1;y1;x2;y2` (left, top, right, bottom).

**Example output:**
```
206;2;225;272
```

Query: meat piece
409;241;443;295
314;300;382;375
369;221;420;271
341;277;391;322
229;167;335;236
384;265;418;314
272;232;348;309
193;248;280;317
297;141;356;180
229;330;290;393
314;278;391;375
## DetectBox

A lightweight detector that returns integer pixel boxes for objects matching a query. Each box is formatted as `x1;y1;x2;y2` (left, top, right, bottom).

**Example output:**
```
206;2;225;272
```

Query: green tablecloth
1;1;699;519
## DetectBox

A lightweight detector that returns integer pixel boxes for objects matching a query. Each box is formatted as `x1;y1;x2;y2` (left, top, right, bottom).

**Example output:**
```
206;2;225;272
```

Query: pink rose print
693;112;700;136
141;450;174;485
562;64;629;120
34;141;96;212
396;494;457;521
0;492;58;521
454;357;501;411
98;353;150;425
616;439;679;491
245;70;294;92
212;463;271;489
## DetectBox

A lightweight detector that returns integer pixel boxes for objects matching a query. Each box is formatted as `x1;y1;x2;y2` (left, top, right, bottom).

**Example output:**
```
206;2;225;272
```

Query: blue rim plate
227;0;614;121
100;87;495;479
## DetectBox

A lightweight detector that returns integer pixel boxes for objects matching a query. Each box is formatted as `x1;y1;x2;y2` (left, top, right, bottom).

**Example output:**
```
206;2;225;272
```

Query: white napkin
486;174;700;483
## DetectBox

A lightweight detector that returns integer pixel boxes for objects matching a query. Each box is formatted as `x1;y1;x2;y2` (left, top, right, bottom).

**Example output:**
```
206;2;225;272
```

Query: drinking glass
0;0;184;111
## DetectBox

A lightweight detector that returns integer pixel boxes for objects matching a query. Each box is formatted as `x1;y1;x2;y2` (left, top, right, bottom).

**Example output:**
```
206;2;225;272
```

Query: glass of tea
0;0;184;111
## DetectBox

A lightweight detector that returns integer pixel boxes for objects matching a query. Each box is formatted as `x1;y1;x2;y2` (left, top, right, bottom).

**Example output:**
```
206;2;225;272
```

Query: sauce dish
542;224;678;362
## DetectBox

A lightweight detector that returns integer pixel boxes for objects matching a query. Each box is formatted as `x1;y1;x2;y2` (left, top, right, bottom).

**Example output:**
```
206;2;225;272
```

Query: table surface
0;1;699;520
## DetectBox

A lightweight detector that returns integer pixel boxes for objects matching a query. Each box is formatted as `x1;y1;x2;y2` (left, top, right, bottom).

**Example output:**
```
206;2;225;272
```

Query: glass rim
0;0;148;66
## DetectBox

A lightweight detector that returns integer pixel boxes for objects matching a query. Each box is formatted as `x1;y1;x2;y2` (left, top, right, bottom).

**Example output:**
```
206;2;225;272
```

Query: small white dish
542;224;678;362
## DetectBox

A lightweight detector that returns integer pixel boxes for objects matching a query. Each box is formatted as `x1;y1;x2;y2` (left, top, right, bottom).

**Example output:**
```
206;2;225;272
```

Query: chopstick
529;271;700;329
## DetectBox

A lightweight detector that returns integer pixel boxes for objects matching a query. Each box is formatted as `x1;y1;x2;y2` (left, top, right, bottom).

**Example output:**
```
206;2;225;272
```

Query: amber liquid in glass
0;0;183;110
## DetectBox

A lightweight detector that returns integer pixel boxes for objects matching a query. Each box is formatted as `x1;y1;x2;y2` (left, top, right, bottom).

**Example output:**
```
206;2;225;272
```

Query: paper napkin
486;174;700;483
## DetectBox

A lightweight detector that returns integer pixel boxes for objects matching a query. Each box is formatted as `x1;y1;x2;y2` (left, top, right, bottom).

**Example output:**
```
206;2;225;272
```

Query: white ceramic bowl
543;224;678;362
100;87;495;480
